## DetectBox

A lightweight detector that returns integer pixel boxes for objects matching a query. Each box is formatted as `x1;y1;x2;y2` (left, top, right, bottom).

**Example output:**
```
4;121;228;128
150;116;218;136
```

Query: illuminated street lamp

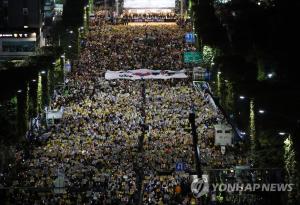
267;73;274;79
238;95;258;102
41;70;46;74
258;110;265;114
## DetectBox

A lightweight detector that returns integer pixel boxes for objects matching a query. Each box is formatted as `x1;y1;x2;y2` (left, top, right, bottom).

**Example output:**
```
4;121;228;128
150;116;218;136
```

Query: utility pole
181;0;184;18
139;79;146;152
116;0;119;16
189;111;202;177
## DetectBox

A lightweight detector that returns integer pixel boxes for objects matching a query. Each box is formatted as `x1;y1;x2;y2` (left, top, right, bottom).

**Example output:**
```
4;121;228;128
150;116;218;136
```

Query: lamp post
60;54;66;91
181;0;184;18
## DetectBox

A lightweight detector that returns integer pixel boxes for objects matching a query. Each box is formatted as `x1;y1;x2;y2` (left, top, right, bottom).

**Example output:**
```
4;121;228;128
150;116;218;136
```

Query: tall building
0;0;43;59
44;0;55;26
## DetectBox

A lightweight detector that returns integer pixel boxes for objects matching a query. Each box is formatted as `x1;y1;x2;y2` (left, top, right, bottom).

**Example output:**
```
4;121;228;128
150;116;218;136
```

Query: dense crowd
122;12;177;22
91;8;179;26
0;7;249;205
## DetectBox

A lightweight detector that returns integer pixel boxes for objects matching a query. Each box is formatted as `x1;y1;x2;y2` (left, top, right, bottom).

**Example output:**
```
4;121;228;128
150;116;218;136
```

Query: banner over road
105;69;188;80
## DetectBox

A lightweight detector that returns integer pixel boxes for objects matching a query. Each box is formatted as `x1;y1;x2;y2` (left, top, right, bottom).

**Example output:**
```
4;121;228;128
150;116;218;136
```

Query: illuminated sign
124;0;175;9
0;33;35;38
185;32;196;43
184;52;203;63
0;34;13;37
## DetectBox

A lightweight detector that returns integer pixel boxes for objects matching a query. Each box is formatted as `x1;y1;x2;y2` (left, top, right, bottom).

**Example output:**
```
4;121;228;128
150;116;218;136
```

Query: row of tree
192;0;300;79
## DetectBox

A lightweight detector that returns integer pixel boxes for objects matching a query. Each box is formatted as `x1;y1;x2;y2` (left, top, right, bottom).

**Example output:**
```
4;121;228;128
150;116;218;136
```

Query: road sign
185;32;196;43
204;70;211;81
184;52;202;63
175;162;186;172
64;60;71;73
193;67;211;81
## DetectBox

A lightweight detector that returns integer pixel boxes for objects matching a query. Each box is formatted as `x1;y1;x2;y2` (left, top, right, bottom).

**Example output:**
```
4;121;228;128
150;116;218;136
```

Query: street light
17;90;22;93
279;132;286;136
239;96;246;100
267;73;274;79
32;79;36;82
41;70;46;74
258;110;265;114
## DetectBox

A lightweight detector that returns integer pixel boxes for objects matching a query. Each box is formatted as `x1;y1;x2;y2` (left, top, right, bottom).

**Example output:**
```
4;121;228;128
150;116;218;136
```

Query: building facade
0;0;43;58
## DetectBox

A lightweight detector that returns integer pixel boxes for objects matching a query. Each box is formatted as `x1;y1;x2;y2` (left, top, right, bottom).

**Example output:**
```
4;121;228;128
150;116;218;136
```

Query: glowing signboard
124;0;175;9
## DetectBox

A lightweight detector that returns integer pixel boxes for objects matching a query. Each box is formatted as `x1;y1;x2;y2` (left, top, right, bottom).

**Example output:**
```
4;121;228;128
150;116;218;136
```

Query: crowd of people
90;7;186;26
122;12;177;23
0;7;251;205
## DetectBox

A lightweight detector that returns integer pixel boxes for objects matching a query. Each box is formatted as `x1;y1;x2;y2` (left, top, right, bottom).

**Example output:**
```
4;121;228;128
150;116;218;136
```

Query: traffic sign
184;52;202;63
185;32;196;43
175;162;186;172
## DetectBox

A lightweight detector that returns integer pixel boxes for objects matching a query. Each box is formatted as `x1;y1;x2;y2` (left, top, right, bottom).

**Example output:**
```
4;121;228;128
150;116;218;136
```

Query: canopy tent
45;107;64;126
214;124;233;146
46;109;64;120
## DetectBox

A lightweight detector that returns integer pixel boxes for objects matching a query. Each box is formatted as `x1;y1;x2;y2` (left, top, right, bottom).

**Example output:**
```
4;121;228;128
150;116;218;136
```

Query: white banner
105;69;188;80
